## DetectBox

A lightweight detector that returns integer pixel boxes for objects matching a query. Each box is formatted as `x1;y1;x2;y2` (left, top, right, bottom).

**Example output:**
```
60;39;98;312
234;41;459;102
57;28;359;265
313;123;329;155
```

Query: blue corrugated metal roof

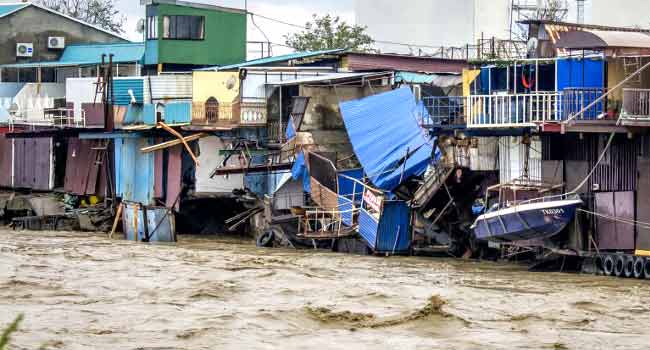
0;4;28;18
0;42;144;68
198;49;346;71
59;42;144;64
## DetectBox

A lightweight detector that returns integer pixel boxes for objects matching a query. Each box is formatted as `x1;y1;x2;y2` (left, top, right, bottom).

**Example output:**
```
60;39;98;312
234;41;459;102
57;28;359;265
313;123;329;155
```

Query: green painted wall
146;3;246;67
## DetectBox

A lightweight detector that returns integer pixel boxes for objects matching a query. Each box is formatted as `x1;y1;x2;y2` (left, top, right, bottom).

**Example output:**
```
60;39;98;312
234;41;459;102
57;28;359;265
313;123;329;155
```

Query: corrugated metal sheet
59;42;144;65
543;134;638;193
200;49;345;71
13;138;53;191
499;136;542;184
164;102;191;124
113;78;145;106
121;104;156;127
114;137;155;204
148;75;192;101
358;209;379;250
166;146;182;210
82;103;105;127
64;138;105;196
470;137;499;171
122;202;176;242
0;134;12;188
344;53;467;74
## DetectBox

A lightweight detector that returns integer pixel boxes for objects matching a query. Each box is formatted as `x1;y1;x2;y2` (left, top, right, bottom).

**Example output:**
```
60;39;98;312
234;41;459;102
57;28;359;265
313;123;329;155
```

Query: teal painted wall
145;3;246;67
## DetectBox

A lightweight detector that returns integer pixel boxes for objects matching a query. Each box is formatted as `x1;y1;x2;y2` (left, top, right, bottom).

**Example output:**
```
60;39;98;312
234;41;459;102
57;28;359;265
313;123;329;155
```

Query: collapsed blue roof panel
340;87;435;191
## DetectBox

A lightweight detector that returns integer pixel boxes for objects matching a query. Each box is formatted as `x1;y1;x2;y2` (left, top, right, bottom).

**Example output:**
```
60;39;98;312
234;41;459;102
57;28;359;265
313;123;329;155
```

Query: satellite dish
136;18;145;34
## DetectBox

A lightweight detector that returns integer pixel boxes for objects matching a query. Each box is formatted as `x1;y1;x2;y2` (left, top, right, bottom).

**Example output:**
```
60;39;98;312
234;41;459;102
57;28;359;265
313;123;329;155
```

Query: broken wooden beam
156;122;200;166
141;133;207;153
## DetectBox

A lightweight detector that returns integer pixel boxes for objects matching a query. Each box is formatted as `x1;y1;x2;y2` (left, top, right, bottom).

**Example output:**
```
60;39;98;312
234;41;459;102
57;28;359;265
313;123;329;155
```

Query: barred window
146;16;158;40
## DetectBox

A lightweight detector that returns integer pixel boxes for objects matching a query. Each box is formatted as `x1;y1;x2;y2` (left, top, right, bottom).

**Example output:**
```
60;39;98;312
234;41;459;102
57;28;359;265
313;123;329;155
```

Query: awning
1;42;144;69
555;30;650;50
266;72;393;86
340;87;435;191
395;71;462;87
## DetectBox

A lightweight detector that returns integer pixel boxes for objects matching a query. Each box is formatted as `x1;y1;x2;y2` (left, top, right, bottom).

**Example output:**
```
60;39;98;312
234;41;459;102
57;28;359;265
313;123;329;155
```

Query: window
146;16;158;40
163;15;205;40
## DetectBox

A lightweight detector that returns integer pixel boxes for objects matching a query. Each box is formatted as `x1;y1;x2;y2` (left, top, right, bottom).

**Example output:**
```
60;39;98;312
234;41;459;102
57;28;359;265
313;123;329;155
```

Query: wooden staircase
412;164;454;209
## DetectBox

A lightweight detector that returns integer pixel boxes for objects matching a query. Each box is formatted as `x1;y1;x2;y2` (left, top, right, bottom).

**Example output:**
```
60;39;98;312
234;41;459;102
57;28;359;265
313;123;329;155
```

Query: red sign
363;189;383;213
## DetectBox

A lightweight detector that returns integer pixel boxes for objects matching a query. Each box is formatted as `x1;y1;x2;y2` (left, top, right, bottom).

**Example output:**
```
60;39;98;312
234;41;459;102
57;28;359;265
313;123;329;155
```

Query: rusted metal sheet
82;103;105;128
596;191;635;251
343;53;467;73
153;138;164;199
64;138;105;196
637;157;650;251
14;137;52;191
166;146;182;210
122;202;176;242
310;177;339;209
0;134;12;187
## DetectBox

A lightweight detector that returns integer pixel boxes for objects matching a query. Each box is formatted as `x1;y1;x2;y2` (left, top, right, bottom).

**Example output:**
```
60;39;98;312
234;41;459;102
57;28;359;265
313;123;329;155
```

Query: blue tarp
286;115;297;140
340;87;435;191
291;152;311;193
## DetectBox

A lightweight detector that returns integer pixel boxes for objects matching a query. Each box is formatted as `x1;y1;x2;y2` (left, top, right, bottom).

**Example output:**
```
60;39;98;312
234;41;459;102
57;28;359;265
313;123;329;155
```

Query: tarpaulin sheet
340;87;435;191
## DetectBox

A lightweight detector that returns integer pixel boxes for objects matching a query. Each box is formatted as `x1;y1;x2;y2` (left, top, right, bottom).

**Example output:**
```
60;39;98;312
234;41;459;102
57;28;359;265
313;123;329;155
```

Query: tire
614;255;626;277
594;255;605;274
644;258;650;280
633;256;645;279
603;254;616;276
623;255;635;278
256;230;274;248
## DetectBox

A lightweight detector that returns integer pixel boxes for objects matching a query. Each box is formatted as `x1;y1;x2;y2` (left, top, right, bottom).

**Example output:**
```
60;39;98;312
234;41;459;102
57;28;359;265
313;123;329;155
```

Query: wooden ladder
623;57;643;88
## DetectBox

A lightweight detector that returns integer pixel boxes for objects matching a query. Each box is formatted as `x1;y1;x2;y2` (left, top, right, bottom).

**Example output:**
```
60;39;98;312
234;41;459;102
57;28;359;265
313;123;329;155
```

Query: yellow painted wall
192;71;241;104
607;58;650;107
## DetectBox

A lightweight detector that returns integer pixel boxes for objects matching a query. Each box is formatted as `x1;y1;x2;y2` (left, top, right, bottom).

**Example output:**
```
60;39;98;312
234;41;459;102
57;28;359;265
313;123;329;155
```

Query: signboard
363;188;383;213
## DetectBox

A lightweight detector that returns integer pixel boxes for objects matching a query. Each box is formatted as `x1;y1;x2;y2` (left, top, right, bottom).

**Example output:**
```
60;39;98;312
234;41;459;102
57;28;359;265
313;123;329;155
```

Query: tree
35;0;126;34
285;14;374;52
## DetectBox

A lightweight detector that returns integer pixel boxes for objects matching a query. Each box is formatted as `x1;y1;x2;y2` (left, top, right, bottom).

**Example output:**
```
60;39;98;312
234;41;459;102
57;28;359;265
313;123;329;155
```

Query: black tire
624;255;635;278
633;256;645;279
644;258;650;280
256;230;274;248
614;255;626;277
603;254;616;276
594;255;605;274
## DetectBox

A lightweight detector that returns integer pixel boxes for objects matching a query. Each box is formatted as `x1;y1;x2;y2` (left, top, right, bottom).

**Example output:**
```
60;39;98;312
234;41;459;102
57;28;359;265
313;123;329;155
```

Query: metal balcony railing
467;92;561;128
9;108;86;131
622;88;650;120
421;96;465;127
561;87;607;120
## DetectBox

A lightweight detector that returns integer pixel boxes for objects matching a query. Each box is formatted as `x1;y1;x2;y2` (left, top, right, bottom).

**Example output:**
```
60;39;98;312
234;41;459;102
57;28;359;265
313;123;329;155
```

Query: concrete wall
354;0;510;54
0;6;124;65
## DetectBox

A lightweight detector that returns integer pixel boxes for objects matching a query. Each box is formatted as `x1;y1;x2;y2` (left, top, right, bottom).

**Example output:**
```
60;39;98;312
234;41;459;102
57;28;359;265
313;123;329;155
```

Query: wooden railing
623;88;650;119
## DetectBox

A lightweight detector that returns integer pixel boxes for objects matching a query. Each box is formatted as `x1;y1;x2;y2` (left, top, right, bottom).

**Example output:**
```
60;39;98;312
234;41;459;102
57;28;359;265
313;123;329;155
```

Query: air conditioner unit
16;43;33;57
48;36;65;50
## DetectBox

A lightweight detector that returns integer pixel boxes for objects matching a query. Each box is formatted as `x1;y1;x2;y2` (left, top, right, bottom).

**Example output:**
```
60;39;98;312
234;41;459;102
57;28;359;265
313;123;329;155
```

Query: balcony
9;107;86;131
421;96;465;128
191;100;268;129
467;92;561;128
621;89;650;125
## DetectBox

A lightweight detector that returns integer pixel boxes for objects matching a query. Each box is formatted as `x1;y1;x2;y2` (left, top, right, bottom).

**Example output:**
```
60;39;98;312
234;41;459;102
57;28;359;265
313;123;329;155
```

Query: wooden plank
156;122;199;166
141;133;207;153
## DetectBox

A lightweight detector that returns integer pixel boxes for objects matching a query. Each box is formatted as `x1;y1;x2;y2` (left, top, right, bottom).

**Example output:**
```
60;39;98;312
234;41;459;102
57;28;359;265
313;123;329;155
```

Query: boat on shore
472;181;582;242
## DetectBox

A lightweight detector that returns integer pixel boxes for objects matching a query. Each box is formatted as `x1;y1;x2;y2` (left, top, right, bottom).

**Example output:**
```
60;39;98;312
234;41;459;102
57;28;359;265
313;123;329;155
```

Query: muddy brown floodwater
2;230;650;349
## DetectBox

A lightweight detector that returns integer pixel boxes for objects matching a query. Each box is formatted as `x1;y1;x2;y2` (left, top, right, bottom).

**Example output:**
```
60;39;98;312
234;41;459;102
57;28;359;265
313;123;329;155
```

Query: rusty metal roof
342;53;467;74
520;19;650;33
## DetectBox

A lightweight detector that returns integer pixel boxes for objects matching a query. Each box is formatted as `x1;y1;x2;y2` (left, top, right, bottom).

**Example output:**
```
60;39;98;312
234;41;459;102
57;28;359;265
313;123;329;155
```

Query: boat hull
472;200;581;242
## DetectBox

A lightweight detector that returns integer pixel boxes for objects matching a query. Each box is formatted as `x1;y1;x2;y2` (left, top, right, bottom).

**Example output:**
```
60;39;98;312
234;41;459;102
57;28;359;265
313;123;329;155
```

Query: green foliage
35;0;126;34
285;14;374;52
0;314;23;350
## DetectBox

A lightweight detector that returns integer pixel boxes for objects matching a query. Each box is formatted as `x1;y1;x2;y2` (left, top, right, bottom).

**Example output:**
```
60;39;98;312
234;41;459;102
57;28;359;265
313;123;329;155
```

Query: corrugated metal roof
266;72;390;86
0;42;144;68
555;30;650;50
343;52;467;74
0;3;28;18
198;49;346;71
